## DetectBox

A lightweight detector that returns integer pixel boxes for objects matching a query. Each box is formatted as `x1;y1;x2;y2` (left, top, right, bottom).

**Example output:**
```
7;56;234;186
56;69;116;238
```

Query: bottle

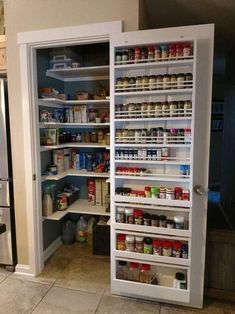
76;216;88;243
42;185;53;217
117;261;129;280
62;219;76;245
87;217;96;246
140;264;151;283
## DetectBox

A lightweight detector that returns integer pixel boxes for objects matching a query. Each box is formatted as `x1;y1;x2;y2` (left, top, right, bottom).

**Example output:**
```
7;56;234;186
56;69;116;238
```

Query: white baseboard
43;236;62;262
15;264;35;276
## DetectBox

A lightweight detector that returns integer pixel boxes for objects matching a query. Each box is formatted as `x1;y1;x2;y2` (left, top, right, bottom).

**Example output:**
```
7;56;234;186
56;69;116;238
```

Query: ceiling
146;0;235;74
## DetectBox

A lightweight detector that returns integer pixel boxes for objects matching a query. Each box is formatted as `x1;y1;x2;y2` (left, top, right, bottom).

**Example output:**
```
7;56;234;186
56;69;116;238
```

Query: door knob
194;185;207;195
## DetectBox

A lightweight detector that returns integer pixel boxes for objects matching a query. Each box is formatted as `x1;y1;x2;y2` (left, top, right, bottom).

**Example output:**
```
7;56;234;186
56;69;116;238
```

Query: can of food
57;193;67;210
48;164;58;175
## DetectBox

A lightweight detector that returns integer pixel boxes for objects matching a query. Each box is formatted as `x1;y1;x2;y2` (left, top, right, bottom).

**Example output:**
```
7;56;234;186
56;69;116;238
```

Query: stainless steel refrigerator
0;78;17;271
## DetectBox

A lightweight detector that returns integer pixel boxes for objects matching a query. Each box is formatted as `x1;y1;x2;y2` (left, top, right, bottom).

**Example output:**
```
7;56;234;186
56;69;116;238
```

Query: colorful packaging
87;179;95;205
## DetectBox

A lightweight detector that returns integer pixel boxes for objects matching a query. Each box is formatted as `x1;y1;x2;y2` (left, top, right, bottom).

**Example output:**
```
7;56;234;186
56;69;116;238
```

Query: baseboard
15;264;35;276
43;236;62;262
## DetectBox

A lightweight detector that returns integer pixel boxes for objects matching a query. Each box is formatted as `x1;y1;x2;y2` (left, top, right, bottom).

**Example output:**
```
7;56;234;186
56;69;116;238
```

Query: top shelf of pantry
38;98;110;107
114;58;194;71
46;65;109;82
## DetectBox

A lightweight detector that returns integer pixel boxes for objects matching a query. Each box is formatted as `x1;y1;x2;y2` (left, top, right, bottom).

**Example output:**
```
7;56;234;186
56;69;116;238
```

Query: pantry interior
17;22;213;309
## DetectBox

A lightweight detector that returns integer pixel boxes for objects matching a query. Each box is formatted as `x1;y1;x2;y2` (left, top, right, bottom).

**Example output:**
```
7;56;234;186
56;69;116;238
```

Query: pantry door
110;24;214;308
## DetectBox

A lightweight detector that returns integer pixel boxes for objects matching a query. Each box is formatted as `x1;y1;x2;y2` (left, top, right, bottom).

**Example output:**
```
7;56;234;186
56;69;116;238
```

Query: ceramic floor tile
55;256;110;295
32;286;101;314
96;294;160;314
0;277;50;314
12;255;71;285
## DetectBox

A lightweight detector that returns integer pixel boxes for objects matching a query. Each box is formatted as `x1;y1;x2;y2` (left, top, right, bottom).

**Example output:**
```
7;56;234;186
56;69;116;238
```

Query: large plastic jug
42;185;53;217
62;220;76;245
76;216;88;243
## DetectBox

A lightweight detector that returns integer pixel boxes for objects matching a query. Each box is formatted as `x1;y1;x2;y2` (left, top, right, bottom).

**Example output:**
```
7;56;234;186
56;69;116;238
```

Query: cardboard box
101;179;109;210
95;179;102;206
73;106;81;123
87;179;95;205
80;105;87;123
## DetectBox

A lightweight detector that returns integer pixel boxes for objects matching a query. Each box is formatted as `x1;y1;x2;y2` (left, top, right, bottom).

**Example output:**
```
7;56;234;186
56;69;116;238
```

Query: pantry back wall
4;0;142;267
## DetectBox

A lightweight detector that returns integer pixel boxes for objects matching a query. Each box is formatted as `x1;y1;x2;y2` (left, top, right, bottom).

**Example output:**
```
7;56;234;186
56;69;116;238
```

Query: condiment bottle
173;272;187;289
135;236;144;253
134;209;143;225
162;241;172;257
143;213;151;226
144;186;151;198
125;208;134;224
140;264;152;284
144;237;153;254
129;262;140;281
125;235;135;252
174;216;184;229
116;261;129;280
172;241;182;258
117;234;126;250
116;207;125;223
153;239;162;255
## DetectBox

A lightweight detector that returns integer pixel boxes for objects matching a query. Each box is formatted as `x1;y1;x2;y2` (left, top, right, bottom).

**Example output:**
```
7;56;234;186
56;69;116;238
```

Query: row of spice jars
117;234;188;258
115;100;192;118
116;165;189;177
59;130;110;145
115;73;193;91
116;207;185;229
115;147;170;161
115;186;190;201
115;128;191;144
117;261;154;284
115;42;193;64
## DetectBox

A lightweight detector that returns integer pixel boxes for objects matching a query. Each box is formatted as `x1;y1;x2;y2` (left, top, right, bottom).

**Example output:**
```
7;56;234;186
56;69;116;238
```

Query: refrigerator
0;78;17;270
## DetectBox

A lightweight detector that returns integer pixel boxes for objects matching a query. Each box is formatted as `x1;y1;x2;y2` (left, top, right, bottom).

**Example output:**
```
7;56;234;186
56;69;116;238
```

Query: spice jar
166;187;175;200
116;261;129;280
161;147;169;160
170;128;177;144
174;187;182;200
169;43;176;59
140;264;152;283
176;43;183;59
141;47;148;61
105;133;110;145
154;45;162;61
155;102;162;117
149;75;156;90
125;208;134;224
134;47;141;63
125;235;135;252
144;237;153;254
136;76;142;91
163;129;170;144
134;209;143;225
116;77;123;91
147;46;154;62
156;127;164;143
151;215;159;227
123;77;130;90
173;272;187;289
166;219;174;228
156;75;163;89
184;128;191;144
177;101;184;116
159;215;167;228
84;131;91;143
153;239;162;255
128;48;135;62
143;213;151;226
182;189;190;200
172;241;182;258
116;207;125;223
163;74;171;89
162;101;170;117
183;43;192;58
129;77;136;92
117;234;126;250
184;100;192;116
129;262;140;281
162;241;172;257
141;102;148;118
174;216;185;229
170;101;178;116
170;74;177;89
135;236;144;253
185;73;193;88
142;75;149;91
144;186;151;198
151;186;158;198
115;52;122;63
177;73;185;89
159;186;166;199
128;103;135;118
122;50;129;63
181;243;188;259
161;44;168;60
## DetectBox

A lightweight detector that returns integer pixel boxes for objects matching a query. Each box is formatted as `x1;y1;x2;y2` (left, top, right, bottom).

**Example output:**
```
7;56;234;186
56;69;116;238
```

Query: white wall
4;0;140;265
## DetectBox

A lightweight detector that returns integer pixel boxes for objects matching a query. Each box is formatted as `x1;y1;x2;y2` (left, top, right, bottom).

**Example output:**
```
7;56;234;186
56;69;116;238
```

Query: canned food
48;164;57;175
57;193;67;211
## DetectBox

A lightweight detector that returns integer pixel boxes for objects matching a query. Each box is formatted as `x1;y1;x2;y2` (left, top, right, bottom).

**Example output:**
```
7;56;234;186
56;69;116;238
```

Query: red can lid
169;43;176;49
134;209;143;217
184;128;191;132
117;234;126;241
144;186;151;191
135;47;141;52
130;262;139;268
174;187;182;192
148;46;154;52
141;263;151;271
172;241;182;249
153;239;162;246
163;241;172;248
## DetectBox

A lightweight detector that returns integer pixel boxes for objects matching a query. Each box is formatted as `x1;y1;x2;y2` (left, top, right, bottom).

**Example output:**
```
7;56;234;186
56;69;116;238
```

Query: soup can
57;193;67;211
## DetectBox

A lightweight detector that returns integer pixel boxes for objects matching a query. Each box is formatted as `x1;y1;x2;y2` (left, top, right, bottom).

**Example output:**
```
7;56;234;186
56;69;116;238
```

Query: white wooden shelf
38;98;110;107
114;202;191;213
115;159;190;165
40;143;110;152
114;250;190;266
114;58;194;70
114;116;192;122
42;169;109;182
39;122;110;128
46;65;109;81
114;88;193;97
114;195;191;208
115;174;190;182
44;199;110;221
115;143;191;148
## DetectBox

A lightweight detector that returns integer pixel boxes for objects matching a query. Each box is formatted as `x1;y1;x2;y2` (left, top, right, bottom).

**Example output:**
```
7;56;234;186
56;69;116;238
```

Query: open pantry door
110;24;214;309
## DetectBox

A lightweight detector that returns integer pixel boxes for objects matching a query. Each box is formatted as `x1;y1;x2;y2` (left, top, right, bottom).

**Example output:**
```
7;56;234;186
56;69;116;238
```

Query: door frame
17;20;122;276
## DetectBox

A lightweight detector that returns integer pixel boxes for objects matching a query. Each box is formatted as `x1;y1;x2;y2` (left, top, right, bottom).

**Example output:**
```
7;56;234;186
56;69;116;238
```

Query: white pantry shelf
42;169;109;182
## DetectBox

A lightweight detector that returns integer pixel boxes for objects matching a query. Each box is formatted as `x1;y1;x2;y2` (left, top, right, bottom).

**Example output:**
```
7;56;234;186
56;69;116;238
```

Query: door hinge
33;174;36;181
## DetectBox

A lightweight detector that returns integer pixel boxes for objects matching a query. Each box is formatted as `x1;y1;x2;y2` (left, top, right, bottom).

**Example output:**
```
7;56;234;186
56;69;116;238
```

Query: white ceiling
146;0;235;74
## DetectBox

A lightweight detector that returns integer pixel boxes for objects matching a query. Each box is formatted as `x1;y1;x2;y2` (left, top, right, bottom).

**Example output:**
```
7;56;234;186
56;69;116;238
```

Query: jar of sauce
117;234;126;250
135;236;144;253
134;47;141;63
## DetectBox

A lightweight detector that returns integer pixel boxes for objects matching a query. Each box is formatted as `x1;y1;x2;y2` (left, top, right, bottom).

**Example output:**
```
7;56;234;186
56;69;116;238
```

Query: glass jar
122;50;129;63
170;128;177;144
177;101;184;117
162;101;170;117
166;219;174;228
116;77;123;91
129;77;136;92
84;131;91;143
125;208;134;224
140;264;152;284
144;237;153;254
142;75;149;91
168;43;176;60
156;75;163;90
149;75;156;90
134;209;143;225
162;241;172;257
128;103;136;118
141;47;148;61
161;147;169;160
116;207;125;223
125;235;135;252
151;214;159;227
159;215;167;228
122;129;128;143
170;101;178;116
173;272;187;289
136;76;142;91
115;51;122;64
144;186;151;198
97;130;104;144
135;236;144;253
123;77;130;90
143;213;151;226
134;47;141;63
175;187;182;200
170;74;177;89
184;100;192;116
185;73;193;88
184;128;191;144
163;129;169;144
155;102;162;117
115;129;122;143
128;48;135;62
141;102;148;118
163;74;171;89
117;234;126;250
159;186;166;199
166;187;175;200
181;243;188;259
176;43;183;59
183;43;192;58
172;241;182;258
147;46;154;61
129;262;140;281
153;239;162;255
147;102;155;117
177;73;185;89
161;44;168;60
116;261;129;280
174;216;185;229
154;45;162;61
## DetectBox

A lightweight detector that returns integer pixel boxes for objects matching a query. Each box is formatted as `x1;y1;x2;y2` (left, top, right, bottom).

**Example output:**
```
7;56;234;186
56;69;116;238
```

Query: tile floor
0;242;234;314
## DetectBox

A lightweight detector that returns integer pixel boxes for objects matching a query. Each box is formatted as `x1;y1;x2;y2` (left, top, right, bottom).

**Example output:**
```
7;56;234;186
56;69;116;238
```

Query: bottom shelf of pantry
111;279;190;303
43;199;110;221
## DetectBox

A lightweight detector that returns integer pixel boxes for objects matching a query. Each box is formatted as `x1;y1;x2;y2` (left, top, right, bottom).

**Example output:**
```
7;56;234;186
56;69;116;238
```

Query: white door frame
17;21;122;276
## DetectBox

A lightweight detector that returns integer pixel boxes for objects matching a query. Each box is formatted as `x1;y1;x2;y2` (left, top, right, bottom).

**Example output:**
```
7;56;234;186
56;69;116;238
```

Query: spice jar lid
117;207;125;213
174;216;184;223
117;234;126;241
175;272;185;281
150;186;158;193
153;239;162;246
159;215;167;220
133;209;143;217
125;208;134;214
135;236;144;242
126;235;135;242
118;261;127;266
172;241;182;249
151;214;159;220
130;262;139;268
162;241;172;248
174;187;182;192
144;237;152;244
141;264;151;271
143;213;151;219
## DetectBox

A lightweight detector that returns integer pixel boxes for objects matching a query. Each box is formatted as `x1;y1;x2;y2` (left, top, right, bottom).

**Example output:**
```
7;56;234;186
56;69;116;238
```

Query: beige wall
4;0;140;265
